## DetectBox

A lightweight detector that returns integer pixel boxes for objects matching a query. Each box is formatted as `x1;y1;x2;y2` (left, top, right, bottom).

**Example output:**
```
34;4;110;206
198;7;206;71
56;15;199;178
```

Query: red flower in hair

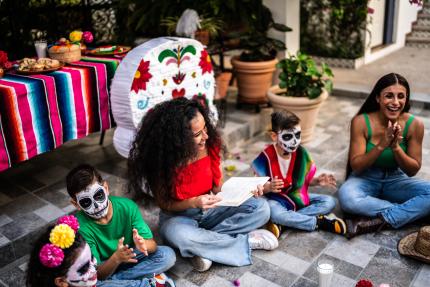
131;60;152;93
199;50;212;74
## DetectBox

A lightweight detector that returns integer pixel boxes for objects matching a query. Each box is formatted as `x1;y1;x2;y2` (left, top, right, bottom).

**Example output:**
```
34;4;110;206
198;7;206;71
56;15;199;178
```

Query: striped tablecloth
0;56;121;172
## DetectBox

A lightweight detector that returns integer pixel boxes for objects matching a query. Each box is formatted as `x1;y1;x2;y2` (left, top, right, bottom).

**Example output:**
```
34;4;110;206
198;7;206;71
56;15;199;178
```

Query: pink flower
83;31;94;44
39;243;64;268
57;215;80;233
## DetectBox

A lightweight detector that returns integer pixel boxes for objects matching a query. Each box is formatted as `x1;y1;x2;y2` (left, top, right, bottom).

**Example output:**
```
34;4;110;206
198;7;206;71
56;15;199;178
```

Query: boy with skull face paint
252;111;346;238
66;164;176;286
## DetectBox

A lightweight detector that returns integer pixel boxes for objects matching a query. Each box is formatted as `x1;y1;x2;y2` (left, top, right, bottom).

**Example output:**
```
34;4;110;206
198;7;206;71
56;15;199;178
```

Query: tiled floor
1;96;430;287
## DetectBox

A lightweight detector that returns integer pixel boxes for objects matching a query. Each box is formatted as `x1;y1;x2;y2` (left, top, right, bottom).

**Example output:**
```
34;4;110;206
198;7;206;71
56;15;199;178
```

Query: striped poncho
251;144;316;211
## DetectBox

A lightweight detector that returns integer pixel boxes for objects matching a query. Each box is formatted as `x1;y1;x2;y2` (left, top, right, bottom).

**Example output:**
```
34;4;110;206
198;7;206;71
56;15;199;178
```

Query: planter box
312;55;365;69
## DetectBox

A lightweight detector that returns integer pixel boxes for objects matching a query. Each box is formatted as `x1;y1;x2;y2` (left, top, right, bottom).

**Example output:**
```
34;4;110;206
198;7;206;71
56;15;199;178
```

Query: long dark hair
128;98;221;206
26;226;86;287
345;73;411;178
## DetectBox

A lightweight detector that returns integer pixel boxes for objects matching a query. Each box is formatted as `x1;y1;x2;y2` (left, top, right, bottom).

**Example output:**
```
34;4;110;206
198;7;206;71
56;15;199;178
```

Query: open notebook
215;177;270;207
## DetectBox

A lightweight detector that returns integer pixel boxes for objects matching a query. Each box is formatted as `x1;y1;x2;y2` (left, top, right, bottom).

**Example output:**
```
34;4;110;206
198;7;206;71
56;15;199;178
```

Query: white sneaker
190;256;212;272
248;229;279;250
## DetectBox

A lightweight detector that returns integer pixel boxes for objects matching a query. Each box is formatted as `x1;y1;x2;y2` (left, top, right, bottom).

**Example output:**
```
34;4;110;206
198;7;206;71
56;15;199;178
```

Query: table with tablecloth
0;56;121;172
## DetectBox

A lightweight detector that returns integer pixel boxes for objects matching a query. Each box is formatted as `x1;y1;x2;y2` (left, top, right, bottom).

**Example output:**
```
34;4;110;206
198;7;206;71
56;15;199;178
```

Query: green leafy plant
277;52;333;99
300;0;368;59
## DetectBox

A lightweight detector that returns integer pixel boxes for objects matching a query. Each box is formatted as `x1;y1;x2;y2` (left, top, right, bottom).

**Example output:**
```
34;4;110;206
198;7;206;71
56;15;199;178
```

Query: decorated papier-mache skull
111;37;217;157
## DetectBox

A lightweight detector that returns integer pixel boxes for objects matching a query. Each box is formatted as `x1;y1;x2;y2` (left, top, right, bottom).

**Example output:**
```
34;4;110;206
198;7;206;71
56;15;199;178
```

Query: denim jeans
159;197;270;266
268;193;336;231
338;167;430;228
96;246;176;287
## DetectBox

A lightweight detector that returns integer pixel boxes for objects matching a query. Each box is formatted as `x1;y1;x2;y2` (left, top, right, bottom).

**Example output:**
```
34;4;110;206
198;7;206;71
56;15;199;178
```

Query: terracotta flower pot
232;56;277;105
215;72;232;100
267;85;328;144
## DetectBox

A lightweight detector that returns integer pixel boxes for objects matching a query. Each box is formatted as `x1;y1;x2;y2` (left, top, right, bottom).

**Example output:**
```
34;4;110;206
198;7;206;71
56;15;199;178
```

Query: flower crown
39;215;80;268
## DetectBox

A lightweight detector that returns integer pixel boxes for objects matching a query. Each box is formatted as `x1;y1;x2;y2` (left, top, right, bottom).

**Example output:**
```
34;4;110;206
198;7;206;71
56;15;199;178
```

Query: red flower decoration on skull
199;50;212;74
131;60;152;93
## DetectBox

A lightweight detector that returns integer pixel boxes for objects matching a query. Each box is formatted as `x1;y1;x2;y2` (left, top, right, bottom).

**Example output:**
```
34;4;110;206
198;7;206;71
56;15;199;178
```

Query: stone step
332;83;430;108
412;24;430;32
219;88;272;150
417;12;430;20
405;36;430;47
408;30;430;38
417;17;430;26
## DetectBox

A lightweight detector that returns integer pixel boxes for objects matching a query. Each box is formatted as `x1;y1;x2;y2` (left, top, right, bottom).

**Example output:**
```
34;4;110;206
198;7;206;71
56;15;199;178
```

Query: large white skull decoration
111;37;217;158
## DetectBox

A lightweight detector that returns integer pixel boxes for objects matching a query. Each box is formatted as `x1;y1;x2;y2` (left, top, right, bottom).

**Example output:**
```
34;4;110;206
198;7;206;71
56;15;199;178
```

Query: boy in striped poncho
252;110;346;238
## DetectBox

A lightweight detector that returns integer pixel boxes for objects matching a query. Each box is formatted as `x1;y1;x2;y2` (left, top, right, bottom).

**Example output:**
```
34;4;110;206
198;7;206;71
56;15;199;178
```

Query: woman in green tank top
338;73;430;239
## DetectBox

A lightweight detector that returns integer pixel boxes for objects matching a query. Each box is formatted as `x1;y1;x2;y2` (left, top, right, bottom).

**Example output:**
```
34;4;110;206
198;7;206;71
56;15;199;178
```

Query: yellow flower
69;31;83;42
50;224;75;249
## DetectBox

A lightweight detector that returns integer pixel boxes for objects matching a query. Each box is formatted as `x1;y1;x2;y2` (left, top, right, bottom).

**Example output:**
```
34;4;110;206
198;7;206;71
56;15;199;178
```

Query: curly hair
26;226;86;287
128;98;221;206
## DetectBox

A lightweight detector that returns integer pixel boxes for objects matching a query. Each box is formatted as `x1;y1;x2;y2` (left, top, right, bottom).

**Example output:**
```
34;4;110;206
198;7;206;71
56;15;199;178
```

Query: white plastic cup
317;259;334;287
34;40;47;58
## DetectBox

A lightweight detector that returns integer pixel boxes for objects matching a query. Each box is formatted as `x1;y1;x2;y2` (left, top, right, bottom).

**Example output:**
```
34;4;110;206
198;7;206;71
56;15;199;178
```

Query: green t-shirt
76;196;153;263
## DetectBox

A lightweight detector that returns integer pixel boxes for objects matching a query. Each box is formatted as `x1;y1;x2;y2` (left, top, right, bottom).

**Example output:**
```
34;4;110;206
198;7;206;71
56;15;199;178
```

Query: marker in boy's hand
114;237;137;264
133;228;148;256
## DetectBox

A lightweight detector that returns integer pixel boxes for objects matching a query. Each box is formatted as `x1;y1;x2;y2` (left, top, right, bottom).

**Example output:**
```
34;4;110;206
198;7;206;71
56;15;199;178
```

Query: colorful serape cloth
0;56;120;171
252;144;316;211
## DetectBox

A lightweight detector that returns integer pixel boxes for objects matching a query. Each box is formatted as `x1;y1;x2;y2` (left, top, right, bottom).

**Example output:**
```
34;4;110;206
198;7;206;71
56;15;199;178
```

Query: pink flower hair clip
39;215;79;268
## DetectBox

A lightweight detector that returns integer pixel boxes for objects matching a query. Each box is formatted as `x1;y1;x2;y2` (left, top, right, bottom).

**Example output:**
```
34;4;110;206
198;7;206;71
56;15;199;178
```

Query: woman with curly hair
128;98;278;272
339;73;430;238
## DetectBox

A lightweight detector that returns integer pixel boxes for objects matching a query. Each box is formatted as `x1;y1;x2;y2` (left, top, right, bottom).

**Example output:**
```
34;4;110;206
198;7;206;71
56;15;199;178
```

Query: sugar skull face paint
76;182;109;219
277;126;301;153
66;243;97;287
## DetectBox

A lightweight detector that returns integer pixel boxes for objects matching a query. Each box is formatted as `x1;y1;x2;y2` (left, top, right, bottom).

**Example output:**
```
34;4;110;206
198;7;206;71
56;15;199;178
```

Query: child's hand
252;184;265;197
264;176;283;193
194;194;221;209
113;237;137;264
316;173;337;188
132;228;148;256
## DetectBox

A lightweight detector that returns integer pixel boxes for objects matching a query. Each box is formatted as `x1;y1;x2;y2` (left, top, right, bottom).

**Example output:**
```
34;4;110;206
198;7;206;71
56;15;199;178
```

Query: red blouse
174;147;222;200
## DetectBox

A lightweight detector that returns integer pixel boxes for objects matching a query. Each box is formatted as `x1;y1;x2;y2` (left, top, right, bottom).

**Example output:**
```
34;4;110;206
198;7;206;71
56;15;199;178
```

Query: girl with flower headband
26;215;98;287
27;215;171;287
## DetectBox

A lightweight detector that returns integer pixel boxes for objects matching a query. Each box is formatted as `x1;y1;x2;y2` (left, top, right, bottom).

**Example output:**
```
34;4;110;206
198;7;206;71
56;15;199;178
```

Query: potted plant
231;4;291;106
160;14;224;46
267;52;333;143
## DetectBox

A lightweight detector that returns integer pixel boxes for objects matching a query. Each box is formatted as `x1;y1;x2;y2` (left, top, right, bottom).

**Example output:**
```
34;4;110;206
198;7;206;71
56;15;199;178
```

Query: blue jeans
159;197;270;266
268;193;336;231
338;167;430;228
96;246;176;287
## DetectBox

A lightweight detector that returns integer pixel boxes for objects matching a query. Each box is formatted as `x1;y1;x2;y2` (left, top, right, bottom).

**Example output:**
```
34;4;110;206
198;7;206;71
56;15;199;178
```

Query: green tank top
364;113;414;169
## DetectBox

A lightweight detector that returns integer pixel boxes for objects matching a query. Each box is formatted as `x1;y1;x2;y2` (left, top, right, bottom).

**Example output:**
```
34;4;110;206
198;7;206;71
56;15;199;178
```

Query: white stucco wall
263;0;300;55
365;0;421;63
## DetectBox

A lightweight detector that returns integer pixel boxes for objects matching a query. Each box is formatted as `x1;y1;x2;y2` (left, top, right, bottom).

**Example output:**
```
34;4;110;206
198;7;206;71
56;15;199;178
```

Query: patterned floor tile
359;247;420;287
324;237;380;268
33;204;65;222
238;272;282;287
290;277;318;287
249;256;298;286
278;230;331;262
200;275;235;287
411;265;430;287
0;216;12;228
253;249;311;276
33;165;70;186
